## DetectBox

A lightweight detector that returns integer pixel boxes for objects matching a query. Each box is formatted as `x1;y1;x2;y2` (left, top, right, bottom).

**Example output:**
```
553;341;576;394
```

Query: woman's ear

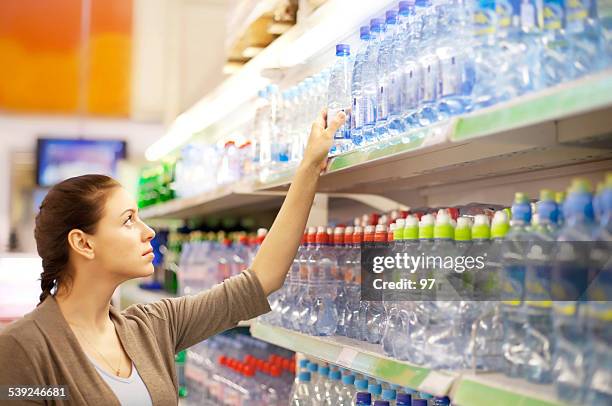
67;229;95;260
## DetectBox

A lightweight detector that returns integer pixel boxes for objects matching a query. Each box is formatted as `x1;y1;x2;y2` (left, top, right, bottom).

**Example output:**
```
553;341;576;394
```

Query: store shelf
251;322;565;405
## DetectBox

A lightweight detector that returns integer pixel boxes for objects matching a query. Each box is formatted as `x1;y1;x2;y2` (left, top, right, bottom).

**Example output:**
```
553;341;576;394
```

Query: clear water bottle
337;374;356;404
281;233;307;328
351;26;373;148
323;369;343;405
314;364;330;403
346;227;364;340
553;179;596;403
566;0;605;78
436;0;474;118
362;18;385;145
501;192;533;377
327;44;353;156
375;10;400;142
334;226;351;336
369;383;383;402
454;216;476;368
293;228;316;332
364;225;388;343
382;220;405;357
400;0;423;133
387;3;411;138
470;0;501;110
585;174;612;405
416;0;441;126
540;0;573;87
290;371;316;405
356;391;373;406
524;190;559;384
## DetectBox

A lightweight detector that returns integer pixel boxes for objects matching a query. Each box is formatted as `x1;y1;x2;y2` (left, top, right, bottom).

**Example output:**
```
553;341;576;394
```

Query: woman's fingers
325;111;346;138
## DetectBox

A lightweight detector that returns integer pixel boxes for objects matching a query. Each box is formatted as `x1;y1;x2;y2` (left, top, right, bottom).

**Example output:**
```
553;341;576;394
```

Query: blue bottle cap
420;393;434;399
368;383;382;395
399;0;414;11
435;396;451;404
385;10;398;23
335;44;350;56
370;18;385;32
330;370;342;380
298;359;309;369
318;365;330;377
511;192;532;223
355;378;369;391
356;392;372;404
308;362;318;372
412;400;428;406
382;389;397;400
396;393;412;405
360;26;371;39
298;371;311;382
342;374;355;385
374;402;390;406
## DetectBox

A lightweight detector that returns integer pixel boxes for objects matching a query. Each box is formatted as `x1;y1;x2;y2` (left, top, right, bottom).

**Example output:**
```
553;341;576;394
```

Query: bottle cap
368;383;382;395
336;43;350;56
298;371;311;382
396;393;412;404
330;370;342;380
403;215;419;240
318;365;330;377
370;18;385;32
385;10;398;23
455;216;473;241
360;26;371;39
375;224;388;242
399;1;412;14
393;219;405;240
382;388;397;400
356;392;372;404
374;402;390;406
511;192;532;223
308;362;318;372
412;400;428;406
420;393;434;399
419;214;435;239
434;211;454;239
342;374;356;385
471;214;491;239
355;378;369;390
334;227;345;244
353;227;364;244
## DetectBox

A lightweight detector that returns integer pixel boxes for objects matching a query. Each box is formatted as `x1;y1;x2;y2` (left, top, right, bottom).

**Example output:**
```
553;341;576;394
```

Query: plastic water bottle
381;388;397;405
356;392;373;406
436;0;474;118
307;227;338;336
375;10;400;141
553;179;596;403
334;227;350;335
407;214;435;365
362;19;385;145
496;0;542;100
382;220;405;357
328;44;353;156
470;0;501;110
369;383;383;402
524;190;559;384
387;3;412;138
323;369;342;405
501;192;532;377
540;0;573;87
345;227;364;340
399;1;423;134
585;173;612;405
293;228;316;332
566;0;605;78
314;364;330;403
290;371;316;405
365;225;388;343
336;374;356;404
252;88;268;170
282;233;307;328
352;26;372;148
454;216;476;368
416;0;441;126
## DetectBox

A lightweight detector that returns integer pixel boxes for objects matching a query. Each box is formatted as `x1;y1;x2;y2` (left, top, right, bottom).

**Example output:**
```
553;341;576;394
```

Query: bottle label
475;0;498;35
439;53;461;97
544;0;564;30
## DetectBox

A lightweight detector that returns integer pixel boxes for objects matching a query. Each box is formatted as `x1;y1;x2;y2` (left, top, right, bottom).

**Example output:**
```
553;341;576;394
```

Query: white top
88;355;153;406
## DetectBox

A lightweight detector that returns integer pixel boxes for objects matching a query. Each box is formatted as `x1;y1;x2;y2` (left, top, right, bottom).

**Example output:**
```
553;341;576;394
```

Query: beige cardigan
0;269;271;405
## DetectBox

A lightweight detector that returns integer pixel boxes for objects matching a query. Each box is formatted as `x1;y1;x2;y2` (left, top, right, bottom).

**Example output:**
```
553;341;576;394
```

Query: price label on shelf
418;370;456;397
336;347;358;367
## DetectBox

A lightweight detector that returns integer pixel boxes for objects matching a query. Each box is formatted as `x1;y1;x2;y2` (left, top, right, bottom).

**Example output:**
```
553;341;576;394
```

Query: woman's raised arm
251;109;346;295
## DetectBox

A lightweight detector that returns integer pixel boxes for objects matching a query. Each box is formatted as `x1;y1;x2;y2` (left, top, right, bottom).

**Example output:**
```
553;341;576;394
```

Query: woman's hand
302;109;347;172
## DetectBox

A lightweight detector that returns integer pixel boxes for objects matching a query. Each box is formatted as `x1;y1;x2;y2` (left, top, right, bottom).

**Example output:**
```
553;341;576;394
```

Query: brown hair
34;174;121;305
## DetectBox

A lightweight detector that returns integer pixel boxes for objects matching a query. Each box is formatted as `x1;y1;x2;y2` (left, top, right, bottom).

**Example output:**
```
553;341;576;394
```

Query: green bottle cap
514;192;530;204
555;191;566;204
606;172;612;188
539;189;555;201
419;214;435;239
403;216;419;240
454;217;473;241
471;214;490;239
491;210;509;239
434;211;454;239
393;219;405;240
568;178;593;194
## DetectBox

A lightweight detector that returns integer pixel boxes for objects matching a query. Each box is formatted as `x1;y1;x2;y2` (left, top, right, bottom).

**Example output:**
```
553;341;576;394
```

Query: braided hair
34;174;120;305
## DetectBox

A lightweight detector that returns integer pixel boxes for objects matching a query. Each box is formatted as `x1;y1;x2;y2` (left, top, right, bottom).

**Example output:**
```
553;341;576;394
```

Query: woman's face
90;187;156;280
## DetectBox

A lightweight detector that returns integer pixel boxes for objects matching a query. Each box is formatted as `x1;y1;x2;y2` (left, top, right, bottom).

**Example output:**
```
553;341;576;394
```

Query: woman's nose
142;221;156;241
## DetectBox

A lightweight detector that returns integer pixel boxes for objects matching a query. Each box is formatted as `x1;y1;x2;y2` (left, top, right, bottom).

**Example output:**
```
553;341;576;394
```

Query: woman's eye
125;215;134;225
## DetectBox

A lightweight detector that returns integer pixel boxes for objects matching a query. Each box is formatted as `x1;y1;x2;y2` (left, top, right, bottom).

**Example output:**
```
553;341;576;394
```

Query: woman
0;111;346;405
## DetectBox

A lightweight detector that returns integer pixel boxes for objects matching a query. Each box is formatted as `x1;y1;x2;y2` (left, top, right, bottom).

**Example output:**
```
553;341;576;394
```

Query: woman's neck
55;273;119;333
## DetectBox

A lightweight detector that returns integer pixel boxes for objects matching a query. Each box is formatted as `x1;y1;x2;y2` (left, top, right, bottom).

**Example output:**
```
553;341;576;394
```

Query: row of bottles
290;358;451;405
185;330;295;405
263;173;611;405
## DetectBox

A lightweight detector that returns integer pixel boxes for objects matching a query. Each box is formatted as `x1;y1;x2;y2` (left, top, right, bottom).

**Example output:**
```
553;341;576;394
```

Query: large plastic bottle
566;0;605;78
400;0;423;134
281;233;307;328
365;225;389;343
362;19;385;145
416;0;441;126
346;226;364;339
351;26;373;148
470;0;500;110
322;369;343;405
293;227;316;332
334;227;350;336
552;179;596;403
387;3;410;138
337;374;356;404
585;173;612;405
501;192;532;377
290;371;316;405
375;10;400;141
328;44;353;156
307;227;339;336
382;219;406;357
540;0;573;87
314;364;330;403
524;189;559;383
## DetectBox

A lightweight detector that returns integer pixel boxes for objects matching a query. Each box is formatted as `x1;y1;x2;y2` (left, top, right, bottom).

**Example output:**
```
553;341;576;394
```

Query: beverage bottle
399;0;423;133
566;0;606;78
407;214;435;365
381;388;397;405
356;392;373;406
337;374;356;404
416;0;441;126
314;364;330;403
307;227;339;336
358;225;376;340
524;189;559;384
436;0;474;118
257;87;273;170
362;18;385;145
552;179;596;403
351;26;373;148
495;0;543;100
375;10;400;142
346;226;364;339
267;84;283;171
382;219;405;357
470;0;501;110
501;192;533;377
425;210;463;369
293;227;316;332
289;371;316;405
327;44;353;156
281;233;307;328
323;369;343;405
365;225;388;343
396;392;412;406
585;173;612;405
540;0;572;87
369;383;383;402
252;88;269;170
387;4;410;139
454;216;476;368
335;226;352;335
